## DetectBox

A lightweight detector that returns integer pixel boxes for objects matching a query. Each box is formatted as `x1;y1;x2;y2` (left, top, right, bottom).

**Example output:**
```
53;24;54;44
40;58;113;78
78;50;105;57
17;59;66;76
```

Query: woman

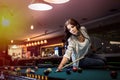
57;18;106;71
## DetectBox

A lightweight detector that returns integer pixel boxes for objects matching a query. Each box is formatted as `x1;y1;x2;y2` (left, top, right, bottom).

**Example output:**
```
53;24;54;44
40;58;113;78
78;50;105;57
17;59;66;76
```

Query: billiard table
3;65;120;80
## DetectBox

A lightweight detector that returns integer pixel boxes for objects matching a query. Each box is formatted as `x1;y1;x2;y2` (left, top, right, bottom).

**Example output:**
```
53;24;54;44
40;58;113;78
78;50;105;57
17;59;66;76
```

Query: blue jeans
79;54;106;68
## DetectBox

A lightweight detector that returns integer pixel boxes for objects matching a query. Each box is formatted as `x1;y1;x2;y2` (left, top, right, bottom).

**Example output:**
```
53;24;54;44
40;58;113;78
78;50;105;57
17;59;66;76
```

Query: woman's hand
56;64;63;72
56;68;62;72
56;57;69;72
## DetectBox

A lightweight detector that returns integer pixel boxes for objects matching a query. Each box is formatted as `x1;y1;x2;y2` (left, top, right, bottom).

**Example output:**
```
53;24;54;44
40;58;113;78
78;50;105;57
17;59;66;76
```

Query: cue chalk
62;56;84;69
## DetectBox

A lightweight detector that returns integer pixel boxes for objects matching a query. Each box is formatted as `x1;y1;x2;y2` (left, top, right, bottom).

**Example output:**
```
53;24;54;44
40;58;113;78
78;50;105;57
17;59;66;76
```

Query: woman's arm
57;56;69;71
57;37;75;71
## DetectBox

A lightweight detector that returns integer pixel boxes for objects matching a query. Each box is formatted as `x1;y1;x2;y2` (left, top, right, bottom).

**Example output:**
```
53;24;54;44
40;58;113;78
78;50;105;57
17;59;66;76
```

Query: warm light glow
11;45;18;49
34;42;37;45
44;40;47;43
30;25;34;30
44;0;70;4
26;44;29;47
110;41;120;44
27;38;30;41
11;40;14;43
28;3;53;11
32;43;34;46
41;43;63;48
37;41;40;44
41;40;44;44
28;43;32;46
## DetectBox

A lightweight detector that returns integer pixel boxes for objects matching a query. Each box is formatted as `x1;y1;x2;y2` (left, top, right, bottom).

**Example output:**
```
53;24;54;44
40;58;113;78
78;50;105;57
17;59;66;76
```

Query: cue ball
47;68;52;72
26;68;31;73
110;70;118;79
78;68;82;73
72;67;78;72
66;69;71;74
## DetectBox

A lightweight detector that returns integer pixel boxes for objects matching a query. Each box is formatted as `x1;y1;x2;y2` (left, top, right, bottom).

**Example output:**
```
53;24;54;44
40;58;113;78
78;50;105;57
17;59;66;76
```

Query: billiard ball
10;66;15;71
34;66;38;71
44;70;50;76
4;66;8;70
78;68;82;73
72;67;78;72
26;68;32;73
66;69;71;74
47;68;52;72
26;68;35;73
44;68;52;76
15;67;21;72
110;70;118;79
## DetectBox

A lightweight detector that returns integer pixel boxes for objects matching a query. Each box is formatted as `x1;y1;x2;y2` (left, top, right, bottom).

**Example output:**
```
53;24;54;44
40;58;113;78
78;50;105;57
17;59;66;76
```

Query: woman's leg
79;57;105;68
89;54;107;62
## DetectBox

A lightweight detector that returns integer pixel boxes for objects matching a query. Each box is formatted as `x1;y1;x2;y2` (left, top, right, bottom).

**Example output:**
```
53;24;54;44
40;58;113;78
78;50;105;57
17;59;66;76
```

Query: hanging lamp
44;0;70;4
28;0;53;11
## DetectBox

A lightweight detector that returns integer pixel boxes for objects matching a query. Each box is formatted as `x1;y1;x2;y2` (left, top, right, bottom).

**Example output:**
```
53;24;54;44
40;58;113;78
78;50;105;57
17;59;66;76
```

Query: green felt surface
20;67;120;80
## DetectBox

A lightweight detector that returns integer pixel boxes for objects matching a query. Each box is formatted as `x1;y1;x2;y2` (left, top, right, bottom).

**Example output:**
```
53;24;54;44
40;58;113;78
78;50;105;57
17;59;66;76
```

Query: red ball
10;66;15;71
72;67;78;72
110;70;118;79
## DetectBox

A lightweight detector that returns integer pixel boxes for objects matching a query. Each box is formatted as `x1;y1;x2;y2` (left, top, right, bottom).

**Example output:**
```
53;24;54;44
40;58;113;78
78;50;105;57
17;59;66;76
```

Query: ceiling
0;0;120;42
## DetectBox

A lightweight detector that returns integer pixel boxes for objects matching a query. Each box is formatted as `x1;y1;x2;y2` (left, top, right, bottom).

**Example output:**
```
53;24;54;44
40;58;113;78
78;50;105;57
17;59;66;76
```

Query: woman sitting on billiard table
57;18;106;71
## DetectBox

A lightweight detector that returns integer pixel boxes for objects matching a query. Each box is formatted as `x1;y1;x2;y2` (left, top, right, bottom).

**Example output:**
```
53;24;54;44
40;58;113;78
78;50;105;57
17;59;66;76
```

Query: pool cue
61;46;103;69
62;56;84;69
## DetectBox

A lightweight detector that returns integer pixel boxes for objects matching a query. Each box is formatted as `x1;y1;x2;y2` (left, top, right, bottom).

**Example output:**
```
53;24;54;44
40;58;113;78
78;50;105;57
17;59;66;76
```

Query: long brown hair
64;18;81;41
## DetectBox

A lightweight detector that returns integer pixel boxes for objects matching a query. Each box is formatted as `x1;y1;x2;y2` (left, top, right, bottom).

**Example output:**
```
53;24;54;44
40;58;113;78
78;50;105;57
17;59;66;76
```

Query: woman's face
67;24;78;35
